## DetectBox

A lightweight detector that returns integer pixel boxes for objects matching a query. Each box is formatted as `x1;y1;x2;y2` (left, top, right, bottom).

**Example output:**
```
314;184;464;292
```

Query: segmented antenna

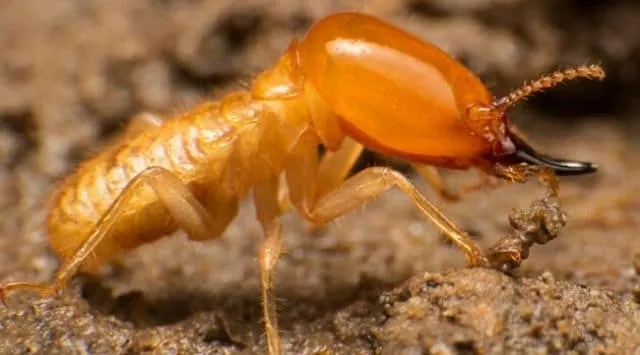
493;64;605;111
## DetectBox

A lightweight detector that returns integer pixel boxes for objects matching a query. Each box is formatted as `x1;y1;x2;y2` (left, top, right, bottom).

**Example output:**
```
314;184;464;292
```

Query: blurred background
0;0;638;353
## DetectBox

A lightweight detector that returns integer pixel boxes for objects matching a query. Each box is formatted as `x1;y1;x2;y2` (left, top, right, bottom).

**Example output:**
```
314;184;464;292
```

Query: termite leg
411;164;460;201
286;137;486;265
278;137;364;213
285;135;487;266
494;164;559;197
253;177;284;355
276;182;292;213
0;167;217;302
316;137;364;198
460;169;504;194
308;137;365;232
305;167;487;266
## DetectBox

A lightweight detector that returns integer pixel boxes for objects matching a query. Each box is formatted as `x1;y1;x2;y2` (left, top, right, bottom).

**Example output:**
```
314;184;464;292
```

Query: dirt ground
0;0;639;354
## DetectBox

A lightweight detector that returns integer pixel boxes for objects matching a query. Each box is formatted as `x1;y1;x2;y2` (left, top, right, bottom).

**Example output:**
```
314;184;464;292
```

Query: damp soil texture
1;1;639;354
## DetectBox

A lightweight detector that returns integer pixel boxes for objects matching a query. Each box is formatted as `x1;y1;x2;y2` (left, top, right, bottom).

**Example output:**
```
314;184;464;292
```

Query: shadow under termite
78;266;396;343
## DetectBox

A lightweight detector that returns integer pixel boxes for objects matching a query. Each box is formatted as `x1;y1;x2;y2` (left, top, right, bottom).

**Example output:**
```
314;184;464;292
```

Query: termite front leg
306;167;488;266
0;167;217;303
285;138;487;266
253;177;284;355
285;137;488;266
411;164;460;201
412;165;511;202
494;164;560;197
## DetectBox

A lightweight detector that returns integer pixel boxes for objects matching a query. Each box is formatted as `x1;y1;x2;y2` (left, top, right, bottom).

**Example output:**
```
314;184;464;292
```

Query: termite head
293;13;604;175
468;64;605;176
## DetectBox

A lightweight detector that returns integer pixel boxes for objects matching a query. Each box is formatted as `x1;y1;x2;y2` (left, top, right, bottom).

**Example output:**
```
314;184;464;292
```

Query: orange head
296;12;604;174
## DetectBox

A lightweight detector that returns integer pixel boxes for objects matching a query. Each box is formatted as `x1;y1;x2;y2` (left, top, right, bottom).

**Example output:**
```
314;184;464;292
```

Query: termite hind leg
253;178;285;355
0;167;217;303
299;167;489;267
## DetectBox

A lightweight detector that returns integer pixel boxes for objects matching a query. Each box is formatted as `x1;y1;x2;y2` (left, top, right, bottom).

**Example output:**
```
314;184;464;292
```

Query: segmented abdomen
46;94;279;271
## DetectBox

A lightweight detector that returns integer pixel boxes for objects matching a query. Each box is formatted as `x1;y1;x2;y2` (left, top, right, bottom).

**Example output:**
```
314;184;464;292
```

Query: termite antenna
493;64;606;111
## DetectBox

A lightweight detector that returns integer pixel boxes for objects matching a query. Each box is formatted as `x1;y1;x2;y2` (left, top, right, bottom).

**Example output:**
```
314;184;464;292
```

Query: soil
0;0;639;354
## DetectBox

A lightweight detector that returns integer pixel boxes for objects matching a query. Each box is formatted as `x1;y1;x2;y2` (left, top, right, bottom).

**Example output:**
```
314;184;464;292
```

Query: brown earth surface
0;0;639;354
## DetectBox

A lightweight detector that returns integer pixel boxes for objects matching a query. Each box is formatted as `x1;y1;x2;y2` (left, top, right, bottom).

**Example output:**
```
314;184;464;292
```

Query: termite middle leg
0;167;218;301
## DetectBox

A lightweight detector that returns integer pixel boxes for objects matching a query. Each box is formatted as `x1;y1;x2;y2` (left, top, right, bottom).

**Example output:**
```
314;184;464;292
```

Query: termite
0;12;604;354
